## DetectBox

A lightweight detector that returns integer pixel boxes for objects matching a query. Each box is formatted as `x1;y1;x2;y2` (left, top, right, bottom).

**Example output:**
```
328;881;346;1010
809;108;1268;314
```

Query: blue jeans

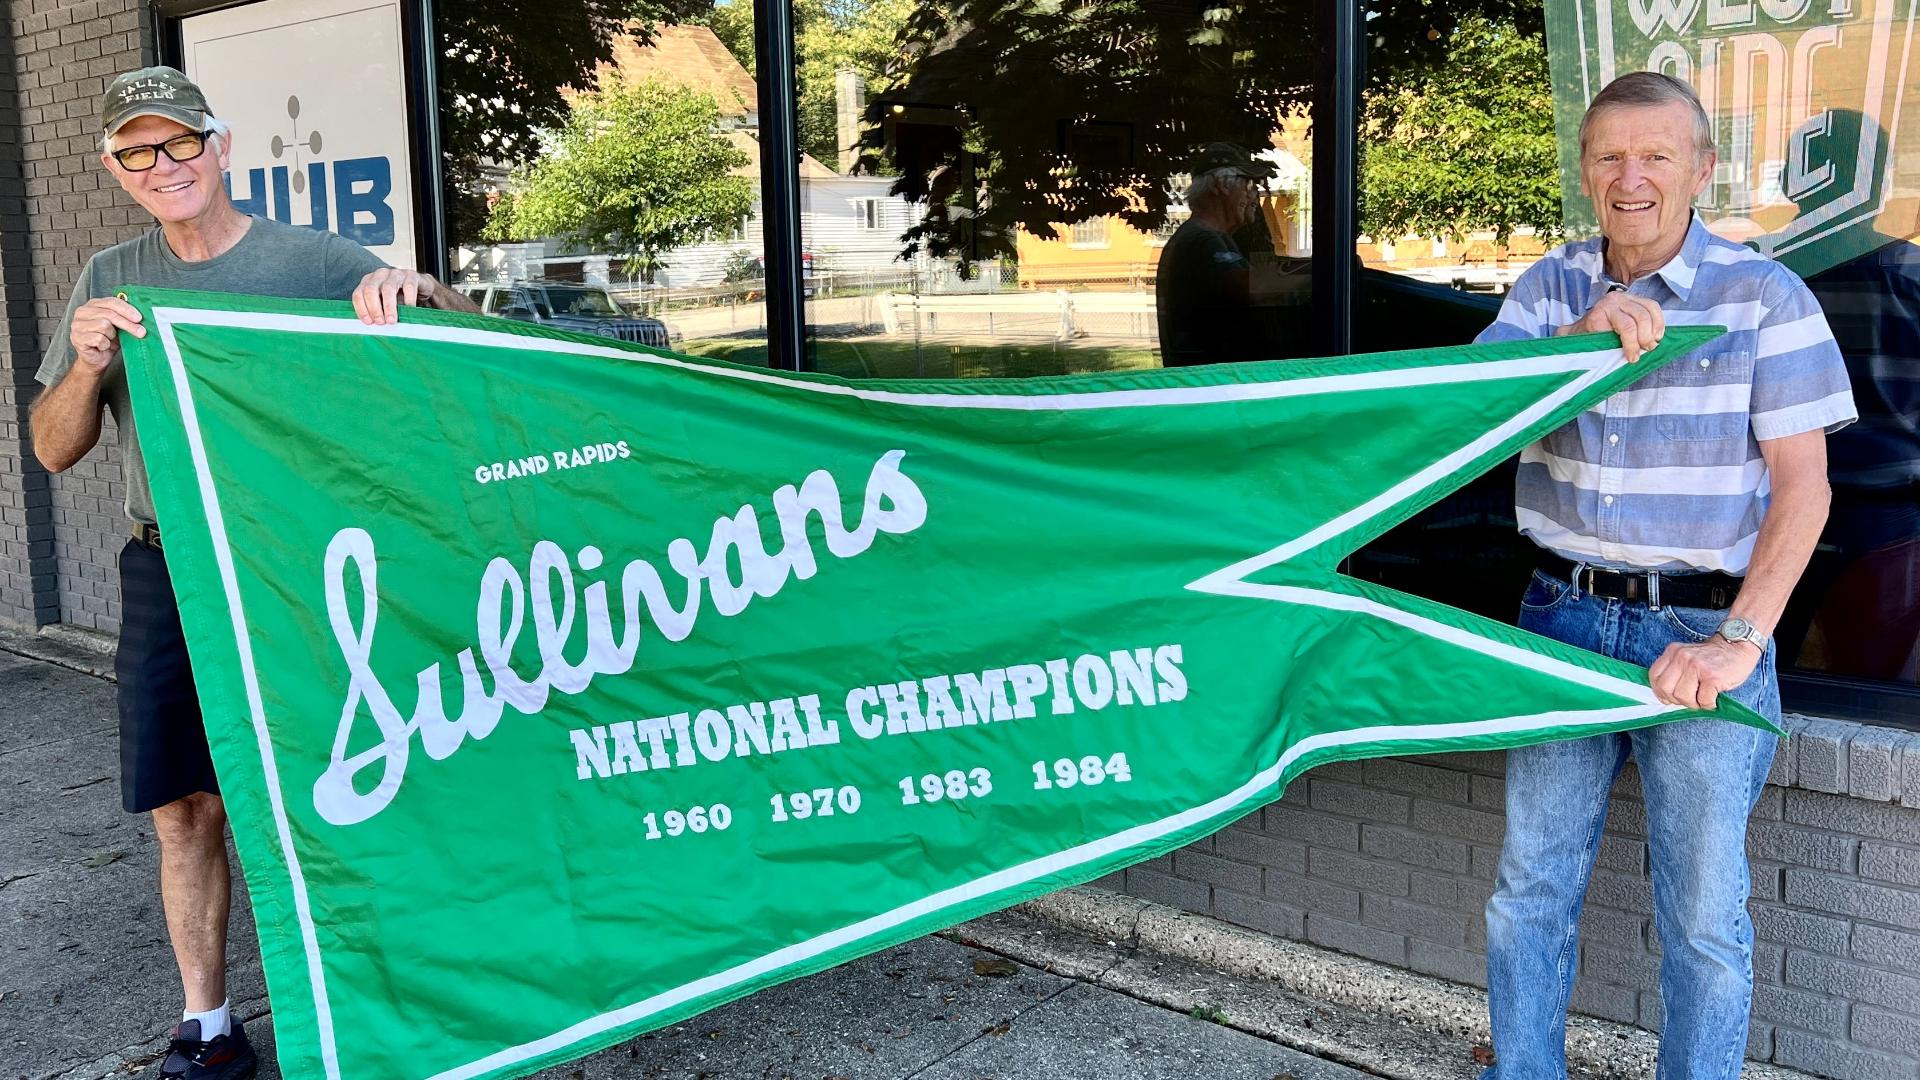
1483;570;1780;1080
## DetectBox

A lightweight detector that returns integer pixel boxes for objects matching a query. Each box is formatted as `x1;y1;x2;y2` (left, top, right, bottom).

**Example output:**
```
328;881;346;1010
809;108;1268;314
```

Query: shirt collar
1597;213;1707;301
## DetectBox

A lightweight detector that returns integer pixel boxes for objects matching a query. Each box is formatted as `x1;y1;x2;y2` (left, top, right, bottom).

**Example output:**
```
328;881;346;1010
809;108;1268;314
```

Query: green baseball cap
101;66;213;137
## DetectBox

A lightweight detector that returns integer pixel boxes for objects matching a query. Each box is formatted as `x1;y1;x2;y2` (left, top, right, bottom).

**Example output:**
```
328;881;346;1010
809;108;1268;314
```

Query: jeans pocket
1519;569;1571;613
1660;603;1724;643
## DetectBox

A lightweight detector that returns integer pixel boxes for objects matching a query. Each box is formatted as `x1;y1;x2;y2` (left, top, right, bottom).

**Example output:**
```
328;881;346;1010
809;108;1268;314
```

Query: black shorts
117;537;220;814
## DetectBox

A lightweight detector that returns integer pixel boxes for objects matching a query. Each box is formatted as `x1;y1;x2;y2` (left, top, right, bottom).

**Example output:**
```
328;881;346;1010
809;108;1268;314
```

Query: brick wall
1118;720;1920;1080
0;0;154;632
0;3;53;627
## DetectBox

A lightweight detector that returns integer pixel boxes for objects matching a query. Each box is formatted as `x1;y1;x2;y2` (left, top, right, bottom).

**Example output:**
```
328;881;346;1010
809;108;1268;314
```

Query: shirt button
1603;494;1616;506
1700;358;1712;368
1608;433;1620;445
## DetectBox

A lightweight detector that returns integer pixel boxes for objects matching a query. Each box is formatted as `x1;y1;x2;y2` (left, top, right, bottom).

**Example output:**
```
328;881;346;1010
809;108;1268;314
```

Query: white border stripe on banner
153;306;1615;411
148;307;1664;1080
153;319;344;1080
438;699;1667;1080
1190;350;1612;579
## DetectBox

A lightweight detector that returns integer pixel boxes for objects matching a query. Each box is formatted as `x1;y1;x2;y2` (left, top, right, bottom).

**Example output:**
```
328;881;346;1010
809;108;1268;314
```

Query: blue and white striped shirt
1477;217;1857;574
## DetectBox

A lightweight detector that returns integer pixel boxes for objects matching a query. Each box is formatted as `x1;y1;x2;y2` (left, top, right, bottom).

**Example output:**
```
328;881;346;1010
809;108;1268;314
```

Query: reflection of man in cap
28;66;479;1080
1154;142;1275;366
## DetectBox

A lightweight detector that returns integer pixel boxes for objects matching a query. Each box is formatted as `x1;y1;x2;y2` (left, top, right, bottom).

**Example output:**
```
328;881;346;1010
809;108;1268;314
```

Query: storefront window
794;0;1323;379
1353;0;1920;711
431;0;1914;716
435;5;769;360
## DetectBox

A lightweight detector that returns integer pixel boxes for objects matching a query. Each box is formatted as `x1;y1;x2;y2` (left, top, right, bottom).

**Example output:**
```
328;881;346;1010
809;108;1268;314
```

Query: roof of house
597;23;837;178
726;130;840;180
600;24;759;117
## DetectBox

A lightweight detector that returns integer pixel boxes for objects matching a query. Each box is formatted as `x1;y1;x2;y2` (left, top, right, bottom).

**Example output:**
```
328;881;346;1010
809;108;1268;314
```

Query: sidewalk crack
0;725;117;761
898;973;1083;1080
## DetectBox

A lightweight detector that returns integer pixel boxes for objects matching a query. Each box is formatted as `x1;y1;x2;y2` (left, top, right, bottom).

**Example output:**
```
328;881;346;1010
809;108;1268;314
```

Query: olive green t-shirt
35;216;385;525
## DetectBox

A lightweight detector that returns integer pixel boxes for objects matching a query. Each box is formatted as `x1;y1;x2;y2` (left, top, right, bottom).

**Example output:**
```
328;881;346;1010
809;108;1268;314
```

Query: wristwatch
1715;616;1770;652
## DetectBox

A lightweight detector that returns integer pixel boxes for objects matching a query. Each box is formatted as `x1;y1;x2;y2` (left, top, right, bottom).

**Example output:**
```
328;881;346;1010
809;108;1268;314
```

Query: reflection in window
797;0;1394;377
1068;218;1110;248
1151;210;1189;247
439;13;769;360
1772;109;1920;688
1356;14;1558;304
1354;0;1920;707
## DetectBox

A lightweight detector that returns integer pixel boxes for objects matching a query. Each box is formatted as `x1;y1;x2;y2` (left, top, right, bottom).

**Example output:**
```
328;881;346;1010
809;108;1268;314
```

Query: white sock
183;1000;231;1040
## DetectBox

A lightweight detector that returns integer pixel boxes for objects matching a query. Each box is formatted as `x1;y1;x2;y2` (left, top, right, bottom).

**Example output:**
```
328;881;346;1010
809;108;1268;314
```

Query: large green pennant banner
118;288;1763;1080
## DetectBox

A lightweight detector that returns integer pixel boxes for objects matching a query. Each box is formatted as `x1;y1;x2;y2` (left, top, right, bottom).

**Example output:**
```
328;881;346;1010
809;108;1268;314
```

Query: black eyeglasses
109;131;211;172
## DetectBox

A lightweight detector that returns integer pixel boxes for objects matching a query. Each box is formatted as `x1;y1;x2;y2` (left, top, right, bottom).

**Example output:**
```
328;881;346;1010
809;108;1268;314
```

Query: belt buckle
1648;570;1661;611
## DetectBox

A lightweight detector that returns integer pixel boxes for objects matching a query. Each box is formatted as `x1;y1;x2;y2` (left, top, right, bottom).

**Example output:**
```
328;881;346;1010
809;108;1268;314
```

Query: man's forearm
1727;444;1831;639
28;366;107;472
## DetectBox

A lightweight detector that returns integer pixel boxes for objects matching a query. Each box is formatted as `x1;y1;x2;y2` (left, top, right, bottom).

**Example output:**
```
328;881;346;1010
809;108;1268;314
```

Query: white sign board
182;0;417;268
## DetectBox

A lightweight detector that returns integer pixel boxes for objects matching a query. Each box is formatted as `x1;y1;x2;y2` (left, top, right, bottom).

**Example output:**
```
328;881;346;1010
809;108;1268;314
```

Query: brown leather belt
132;523;162;550
1536;550;1740;610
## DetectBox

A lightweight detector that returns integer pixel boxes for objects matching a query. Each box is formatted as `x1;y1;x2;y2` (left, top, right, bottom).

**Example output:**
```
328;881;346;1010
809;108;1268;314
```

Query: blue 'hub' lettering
225;156;394;246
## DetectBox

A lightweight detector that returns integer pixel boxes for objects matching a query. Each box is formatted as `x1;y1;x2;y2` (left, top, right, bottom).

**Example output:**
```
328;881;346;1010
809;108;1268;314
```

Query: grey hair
1578;72;1714;159
102;114;231;154
1186;166;1251;206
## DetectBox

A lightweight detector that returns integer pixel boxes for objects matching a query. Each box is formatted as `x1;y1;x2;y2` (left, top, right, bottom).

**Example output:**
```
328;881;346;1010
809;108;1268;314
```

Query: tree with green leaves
437;1;713;243
696;0;918;170
483;80;755;282
1359;16;1561;248
795;0;917;167
700;0;757;75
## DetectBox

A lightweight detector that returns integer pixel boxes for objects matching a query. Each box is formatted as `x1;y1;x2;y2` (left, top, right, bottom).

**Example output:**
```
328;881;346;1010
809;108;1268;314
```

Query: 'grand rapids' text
567;644;1187;782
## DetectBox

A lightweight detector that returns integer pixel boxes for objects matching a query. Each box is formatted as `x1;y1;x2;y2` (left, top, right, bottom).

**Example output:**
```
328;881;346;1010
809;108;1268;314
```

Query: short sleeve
1474;260;1557;345
1204;234;1249;271
35;256;102;389
320;232;388;299
1750;267;1859;441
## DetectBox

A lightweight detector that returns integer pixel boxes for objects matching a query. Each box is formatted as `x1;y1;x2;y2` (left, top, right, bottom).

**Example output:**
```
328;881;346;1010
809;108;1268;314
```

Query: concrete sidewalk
0;641;1369;1080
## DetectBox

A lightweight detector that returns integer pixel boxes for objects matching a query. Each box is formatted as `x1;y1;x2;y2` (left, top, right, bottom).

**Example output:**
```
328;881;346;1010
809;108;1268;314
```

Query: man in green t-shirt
28;66;480;1080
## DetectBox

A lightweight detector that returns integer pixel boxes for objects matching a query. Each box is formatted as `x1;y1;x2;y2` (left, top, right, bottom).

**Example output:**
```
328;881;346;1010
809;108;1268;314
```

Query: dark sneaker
156;1016;257;1080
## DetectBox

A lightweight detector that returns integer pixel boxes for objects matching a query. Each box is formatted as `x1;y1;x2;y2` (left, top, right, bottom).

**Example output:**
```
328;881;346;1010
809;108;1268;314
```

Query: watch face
1720;617;1755;641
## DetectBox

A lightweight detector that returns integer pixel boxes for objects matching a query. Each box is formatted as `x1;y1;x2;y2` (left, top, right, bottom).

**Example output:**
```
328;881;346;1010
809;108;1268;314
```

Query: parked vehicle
459;282;673;349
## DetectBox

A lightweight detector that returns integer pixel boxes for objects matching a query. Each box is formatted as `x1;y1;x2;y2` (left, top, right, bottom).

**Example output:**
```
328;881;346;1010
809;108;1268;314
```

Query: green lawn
679;337;1163;380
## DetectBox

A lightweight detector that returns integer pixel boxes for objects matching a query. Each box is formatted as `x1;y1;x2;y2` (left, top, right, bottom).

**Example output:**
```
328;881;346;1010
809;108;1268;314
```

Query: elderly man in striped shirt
1472;72;1856;1080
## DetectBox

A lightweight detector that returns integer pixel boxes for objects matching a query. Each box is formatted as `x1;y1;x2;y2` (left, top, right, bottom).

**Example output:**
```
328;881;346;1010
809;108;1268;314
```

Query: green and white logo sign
119;289;1760;1080
1546;0;1917;276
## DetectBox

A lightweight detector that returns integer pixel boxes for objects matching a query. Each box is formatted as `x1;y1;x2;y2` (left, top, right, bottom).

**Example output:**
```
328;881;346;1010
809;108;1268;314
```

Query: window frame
1068;217;1110;249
